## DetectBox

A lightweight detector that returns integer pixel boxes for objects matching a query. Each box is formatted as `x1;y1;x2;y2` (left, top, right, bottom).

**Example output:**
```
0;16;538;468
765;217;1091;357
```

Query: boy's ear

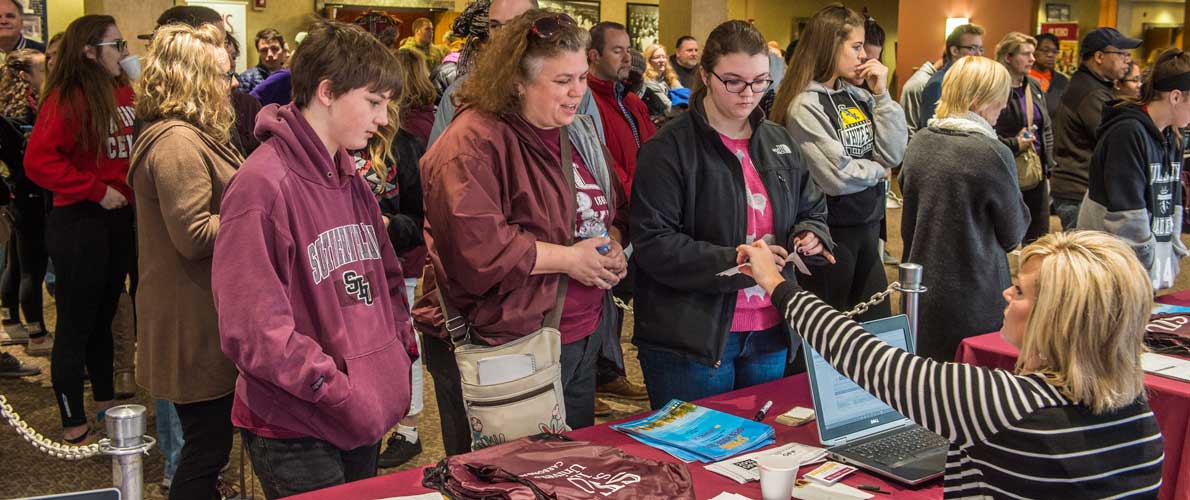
316;79;335;107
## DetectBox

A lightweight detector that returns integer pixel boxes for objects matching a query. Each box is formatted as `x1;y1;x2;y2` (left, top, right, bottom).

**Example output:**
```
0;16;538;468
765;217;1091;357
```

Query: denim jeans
241;429;380;499
638;326;788;410
1052;197;1082;231
154;399;183;483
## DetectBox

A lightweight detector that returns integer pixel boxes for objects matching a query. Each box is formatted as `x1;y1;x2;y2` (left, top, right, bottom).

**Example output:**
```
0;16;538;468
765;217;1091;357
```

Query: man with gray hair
0;0;43;54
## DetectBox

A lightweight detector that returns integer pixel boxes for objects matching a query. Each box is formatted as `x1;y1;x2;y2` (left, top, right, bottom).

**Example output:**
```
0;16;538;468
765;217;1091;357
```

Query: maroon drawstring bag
423;434;695;499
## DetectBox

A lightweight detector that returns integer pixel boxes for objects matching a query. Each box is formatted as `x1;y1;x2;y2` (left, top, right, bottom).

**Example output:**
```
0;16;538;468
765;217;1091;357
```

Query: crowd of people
0;0;1182;497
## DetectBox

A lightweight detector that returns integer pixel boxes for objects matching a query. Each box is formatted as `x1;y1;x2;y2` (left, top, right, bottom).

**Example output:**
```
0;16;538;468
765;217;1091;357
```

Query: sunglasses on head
529;14;576;40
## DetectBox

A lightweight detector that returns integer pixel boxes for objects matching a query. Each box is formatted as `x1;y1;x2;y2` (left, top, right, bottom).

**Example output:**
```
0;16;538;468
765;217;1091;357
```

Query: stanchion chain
0;394;102;460
612;296;633;313
843;281;901;318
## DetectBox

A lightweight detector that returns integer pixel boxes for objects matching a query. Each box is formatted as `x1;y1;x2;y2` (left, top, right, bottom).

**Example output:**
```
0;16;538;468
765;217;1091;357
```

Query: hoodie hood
254;103;357;189
130;119;244;188
805;80;874;105
1098;100;1169;144
927;111;997;139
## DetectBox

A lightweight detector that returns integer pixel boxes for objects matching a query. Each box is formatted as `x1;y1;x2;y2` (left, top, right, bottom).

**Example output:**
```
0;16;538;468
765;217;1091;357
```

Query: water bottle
579;220;611;254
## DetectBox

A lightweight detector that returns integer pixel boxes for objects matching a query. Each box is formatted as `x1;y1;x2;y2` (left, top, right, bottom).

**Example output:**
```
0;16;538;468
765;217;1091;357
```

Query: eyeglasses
955;44;984;54
93;39;127;53
711;71;772;94
529;14;576;40
1101;49;1133;60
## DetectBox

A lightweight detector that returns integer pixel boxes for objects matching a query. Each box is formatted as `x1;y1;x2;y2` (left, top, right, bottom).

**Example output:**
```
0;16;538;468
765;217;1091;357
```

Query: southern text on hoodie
1078;101;1187;290
212;103;417;451
25;85;136;206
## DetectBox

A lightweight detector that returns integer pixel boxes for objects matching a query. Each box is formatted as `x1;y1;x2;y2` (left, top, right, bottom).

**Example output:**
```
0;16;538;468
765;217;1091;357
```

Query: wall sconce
945;17;970;39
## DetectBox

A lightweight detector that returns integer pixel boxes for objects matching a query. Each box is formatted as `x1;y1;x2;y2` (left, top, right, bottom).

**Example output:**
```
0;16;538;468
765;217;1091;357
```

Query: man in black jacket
1051;27;1141;230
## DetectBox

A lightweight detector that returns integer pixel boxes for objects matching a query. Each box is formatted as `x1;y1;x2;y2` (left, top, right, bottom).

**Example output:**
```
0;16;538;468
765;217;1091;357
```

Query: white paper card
477;354;535;385
1141;352;1190;382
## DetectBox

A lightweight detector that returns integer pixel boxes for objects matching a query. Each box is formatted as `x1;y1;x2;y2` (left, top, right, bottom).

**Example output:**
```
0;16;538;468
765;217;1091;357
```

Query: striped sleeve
772;282;1070;448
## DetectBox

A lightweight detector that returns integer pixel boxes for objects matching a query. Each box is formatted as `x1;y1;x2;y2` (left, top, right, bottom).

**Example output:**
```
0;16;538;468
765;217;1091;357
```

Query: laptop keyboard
844;427;949;466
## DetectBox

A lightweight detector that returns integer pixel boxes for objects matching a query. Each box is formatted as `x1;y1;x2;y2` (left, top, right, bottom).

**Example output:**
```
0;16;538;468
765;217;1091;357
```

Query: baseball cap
1080;27;1142;59
137;6;223;40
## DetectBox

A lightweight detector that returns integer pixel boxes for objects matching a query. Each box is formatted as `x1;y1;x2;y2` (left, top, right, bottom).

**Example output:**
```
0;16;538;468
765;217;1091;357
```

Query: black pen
858;484;890;494
754;400;773;421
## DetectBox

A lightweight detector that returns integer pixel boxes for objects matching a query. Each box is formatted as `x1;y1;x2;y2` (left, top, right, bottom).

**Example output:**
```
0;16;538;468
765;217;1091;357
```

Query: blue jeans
155;399;184;482
241;429;379;499
1052;197;1082;231
638;327;788;410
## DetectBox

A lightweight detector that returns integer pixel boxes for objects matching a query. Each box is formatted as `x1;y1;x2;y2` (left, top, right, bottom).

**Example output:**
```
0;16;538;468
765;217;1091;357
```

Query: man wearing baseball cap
1051;27;1142;230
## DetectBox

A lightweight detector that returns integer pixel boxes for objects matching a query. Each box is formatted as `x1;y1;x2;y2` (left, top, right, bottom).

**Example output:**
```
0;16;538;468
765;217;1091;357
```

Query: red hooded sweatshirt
26;85;136;206
212;104;417;450
587;75;655;197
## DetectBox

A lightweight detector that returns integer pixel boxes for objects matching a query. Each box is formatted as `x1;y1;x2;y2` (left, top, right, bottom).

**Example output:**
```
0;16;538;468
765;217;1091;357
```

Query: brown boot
596;376;649;401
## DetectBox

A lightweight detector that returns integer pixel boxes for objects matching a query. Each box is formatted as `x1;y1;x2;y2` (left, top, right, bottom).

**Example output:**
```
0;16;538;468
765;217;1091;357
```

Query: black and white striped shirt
772;283;1164;499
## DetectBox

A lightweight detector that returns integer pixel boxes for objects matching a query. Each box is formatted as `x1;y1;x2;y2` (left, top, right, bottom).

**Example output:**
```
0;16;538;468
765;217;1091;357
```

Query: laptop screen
803;315;914;445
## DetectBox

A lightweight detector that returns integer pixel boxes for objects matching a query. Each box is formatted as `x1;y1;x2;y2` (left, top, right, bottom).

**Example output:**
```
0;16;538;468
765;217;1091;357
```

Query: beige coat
129;119;242;403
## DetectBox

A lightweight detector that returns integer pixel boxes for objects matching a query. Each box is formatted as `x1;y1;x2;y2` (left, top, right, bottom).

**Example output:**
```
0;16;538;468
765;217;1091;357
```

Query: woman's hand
567;238;621;289
858;59;890;96
736;240;786;294
792;231;836;264
1015;128;1036;151
768;244;789;270
99;186;128;210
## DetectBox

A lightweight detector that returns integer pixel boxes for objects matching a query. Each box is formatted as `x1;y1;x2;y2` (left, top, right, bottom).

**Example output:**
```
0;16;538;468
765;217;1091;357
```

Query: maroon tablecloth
292;373;943;499
955;289;1190;500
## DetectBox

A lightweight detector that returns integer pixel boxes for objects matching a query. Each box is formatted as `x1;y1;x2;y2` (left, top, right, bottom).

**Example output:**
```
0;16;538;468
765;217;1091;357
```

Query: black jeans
241;429;379;500
1021;180;1051;244
171;394;234;500
424;296;612;456
47;203;133;427
799;220;890;322
1;195;47;328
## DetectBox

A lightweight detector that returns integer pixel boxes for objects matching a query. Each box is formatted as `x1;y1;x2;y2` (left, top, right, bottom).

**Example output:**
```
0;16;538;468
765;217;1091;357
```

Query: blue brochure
611;399;775;463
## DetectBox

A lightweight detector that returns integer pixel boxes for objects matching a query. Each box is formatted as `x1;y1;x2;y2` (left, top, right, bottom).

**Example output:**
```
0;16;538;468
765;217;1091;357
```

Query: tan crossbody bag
1015;87;1044;190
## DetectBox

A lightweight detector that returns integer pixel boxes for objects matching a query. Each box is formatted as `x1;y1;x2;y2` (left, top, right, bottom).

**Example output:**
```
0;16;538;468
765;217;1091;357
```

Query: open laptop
802;315;947;485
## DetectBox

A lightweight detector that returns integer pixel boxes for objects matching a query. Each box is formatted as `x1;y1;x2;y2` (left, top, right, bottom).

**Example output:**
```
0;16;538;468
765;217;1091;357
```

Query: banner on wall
1040;23;1079;77
185;0;248;73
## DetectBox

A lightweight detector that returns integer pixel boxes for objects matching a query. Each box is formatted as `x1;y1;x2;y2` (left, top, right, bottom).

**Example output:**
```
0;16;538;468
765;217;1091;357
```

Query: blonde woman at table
735;231;1163;499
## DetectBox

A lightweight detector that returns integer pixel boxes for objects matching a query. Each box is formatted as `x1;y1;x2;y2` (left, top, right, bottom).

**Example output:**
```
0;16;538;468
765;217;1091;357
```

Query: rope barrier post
898;263;925;347
105;404;149;500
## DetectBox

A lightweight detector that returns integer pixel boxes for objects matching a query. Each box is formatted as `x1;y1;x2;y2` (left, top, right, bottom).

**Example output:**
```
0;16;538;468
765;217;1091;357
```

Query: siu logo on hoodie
307;223;383;306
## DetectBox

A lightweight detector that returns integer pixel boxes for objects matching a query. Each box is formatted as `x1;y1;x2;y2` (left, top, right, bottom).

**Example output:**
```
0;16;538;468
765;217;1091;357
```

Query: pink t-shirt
721;134;782;332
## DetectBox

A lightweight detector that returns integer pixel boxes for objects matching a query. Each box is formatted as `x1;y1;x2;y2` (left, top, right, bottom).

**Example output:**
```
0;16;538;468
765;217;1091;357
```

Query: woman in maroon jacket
25;15;135;443
415;10;628;455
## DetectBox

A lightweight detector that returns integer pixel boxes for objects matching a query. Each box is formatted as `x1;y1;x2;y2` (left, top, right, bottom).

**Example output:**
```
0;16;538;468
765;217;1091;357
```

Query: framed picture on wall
626;3;659;52
1045;3;1071;22
540;0;601;30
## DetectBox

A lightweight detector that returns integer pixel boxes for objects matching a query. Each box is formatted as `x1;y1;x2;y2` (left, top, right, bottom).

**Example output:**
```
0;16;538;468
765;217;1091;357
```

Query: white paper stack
706;442;829;484
1141;352;1190;382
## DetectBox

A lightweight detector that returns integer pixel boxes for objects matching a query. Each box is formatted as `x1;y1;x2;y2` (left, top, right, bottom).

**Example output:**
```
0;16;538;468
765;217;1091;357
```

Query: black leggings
1021;180;1050;245
1;195;47;328
47;203;134;427
171;394;234;500
798;221;890;322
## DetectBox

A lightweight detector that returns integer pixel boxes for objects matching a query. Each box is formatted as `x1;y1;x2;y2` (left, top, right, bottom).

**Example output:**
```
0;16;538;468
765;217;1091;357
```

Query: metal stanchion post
898;263;925;346
103;404;154;500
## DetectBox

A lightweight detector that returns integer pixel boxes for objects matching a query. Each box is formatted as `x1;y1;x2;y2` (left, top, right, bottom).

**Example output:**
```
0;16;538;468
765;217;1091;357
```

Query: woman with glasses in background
1115;60;1142;99
770;4;907;324
25;15;136;443
630;20;832;407
415;10;628;455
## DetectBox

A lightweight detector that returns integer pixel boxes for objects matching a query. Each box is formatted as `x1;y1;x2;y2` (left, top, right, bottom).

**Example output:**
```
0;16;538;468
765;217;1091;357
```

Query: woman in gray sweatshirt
770;4;907;323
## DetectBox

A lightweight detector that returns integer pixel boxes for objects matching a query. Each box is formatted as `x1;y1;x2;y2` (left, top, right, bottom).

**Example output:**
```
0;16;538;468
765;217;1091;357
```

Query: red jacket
26;85;136;206
588;75;655;197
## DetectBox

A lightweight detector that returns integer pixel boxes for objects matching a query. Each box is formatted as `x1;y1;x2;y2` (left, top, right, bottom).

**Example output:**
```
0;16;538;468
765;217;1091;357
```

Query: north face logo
341;270;374;306
772;144;792;154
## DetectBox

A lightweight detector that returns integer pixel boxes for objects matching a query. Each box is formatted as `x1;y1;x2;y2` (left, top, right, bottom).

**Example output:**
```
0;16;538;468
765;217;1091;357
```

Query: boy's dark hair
290;21;402;109
254;28;286;49
590;21;626;53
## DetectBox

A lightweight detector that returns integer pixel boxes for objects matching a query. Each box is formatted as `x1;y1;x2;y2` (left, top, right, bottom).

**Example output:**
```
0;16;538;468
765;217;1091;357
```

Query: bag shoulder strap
436;126;573;347
1024;84;1035;129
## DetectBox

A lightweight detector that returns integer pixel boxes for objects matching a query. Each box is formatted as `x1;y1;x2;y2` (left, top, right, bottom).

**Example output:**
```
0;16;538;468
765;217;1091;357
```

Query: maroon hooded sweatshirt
212;104;417;450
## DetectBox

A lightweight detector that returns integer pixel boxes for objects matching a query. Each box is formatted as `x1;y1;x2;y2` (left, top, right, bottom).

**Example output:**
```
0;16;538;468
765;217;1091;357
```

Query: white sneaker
0;322;28;345
25;333;52;356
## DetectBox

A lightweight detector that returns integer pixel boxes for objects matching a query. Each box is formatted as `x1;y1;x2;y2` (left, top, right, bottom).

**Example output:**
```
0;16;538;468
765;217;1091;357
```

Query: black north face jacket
630;97;834;367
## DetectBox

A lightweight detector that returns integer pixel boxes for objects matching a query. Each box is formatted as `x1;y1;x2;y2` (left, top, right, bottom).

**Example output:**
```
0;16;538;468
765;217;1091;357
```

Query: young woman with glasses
629;20;833;407
416;10;628;454
770;5;907;326
25;14;136;443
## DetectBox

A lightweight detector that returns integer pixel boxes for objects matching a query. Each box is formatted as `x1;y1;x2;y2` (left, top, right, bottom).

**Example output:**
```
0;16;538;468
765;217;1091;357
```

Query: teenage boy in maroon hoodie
211;21;416;498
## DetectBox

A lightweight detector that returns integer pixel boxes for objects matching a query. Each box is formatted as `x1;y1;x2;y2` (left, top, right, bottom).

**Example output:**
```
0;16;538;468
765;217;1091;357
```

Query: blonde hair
395;48;438;108
0;49;42;119
995;32;1037;63
365;100;401;181
135;23;235;142
642;44;680;88
935;55;1011;119
1016;231;1151;414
